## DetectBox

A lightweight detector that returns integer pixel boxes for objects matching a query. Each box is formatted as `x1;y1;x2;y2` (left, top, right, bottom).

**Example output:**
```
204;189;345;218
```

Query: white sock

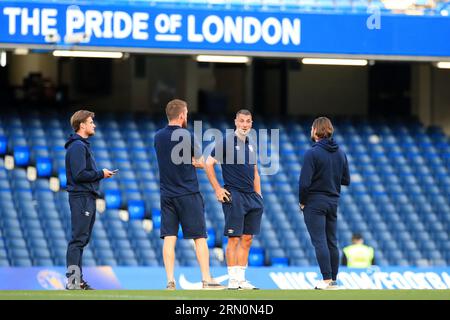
237;266;246;282
228;267;238;281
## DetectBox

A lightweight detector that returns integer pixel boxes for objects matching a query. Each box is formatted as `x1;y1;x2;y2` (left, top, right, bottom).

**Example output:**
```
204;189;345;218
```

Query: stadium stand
18;0;450;15
0;110;449;268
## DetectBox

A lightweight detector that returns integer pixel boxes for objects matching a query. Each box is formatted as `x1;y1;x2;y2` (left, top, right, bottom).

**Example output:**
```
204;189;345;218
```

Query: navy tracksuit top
65;133;104;197
299;138;350;205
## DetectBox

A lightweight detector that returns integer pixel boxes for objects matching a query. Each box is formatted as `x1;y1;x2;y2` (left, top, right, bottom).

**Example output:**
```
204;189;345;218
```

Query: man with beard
154;99;225;290
205;109;264;290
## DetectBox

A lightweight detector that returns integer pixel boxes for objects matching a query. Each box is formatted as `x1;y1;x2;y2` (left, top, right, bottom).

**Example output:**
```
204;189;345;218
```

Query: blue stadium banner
0;267;449;290
0;1;450;58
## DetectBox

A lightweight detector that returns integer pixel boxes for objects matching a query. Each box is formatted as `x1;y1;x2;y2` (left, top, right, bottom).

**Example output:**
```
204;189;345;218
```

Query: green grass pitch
0;290;448;300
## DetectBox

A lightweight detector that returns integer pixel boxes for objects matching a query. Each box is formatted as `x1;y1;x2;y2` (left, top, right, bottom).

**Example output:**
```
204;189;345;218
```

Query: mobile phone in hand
223;192;232;203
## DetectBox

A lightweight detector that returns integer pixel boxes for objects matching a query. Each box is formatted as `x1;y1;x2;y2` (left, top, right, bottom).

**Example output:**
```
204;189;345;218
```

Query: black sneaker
80;280;94;290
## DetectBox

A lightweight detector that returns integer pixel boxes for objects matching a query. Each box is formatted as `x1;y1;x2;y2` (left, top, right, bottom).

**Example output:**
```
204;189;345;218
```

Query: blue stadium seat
36;157;52;177
271;257;289;267
13;146;30;166
0;115;449;267
151;209;161;229
0;136;7;155
206;228;216;248
12;258;32;267
128;200;145;219
105;190;122;209
248;247;265;266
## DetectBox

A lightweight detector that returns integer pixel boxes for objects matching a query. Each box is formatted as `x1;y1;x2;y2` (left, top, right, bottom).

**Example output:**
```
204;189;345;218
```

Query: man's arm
341;252;348;266
254;165;262;197
205;155;230;203
192;156;205;169
69;144;105;183
299;151;315;206
341;154;350;186
191;133;204;169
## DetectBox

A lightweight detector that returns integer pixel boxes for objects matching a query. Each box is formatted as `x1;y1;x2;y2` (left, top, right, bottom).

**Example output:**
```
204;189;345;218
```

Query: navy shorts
222;190;264;237
160;192;207;239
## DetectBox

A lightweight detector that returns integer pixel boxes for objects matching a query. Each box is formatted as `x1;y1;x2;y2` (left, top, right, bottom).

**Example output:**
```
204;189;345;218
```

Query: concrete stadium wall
9;52;57;86
287;65;369;116
411;64;450;136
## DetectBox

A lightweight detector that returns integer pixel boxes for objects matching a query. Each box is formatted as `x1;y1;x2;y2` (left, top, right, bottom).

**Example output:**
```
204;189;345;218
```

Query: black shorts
222;190;264;237
160;193;207;239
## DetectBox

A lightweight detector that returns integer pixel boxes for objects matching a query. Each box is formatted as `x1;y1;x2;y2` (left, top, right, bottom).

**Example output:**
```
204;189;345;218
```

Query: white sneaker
238;280;259;290
228;279;240;290
327;281;340;290
314;280;332;290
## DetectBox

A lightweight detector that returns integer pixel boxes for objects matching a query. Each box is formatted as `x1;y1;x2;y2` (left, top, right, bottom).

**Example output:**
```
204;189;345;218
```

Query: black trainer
66;280;94;290
80;280;94;290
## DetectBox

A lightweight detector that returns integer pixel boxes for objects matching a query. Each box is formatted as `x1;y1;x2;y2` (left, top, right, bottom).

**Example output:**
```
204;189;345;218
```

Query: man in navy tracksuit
65;110;116;290
299;117;350;290
154;99;224;290
205;109;263;290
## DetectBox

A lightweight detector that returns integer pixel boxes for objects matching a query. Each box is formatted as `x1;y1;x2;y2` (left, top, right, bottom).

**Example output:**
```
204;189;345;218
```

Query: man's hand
299;203;305;211
215;188;231;203
103;169;116;178
192;156;204;169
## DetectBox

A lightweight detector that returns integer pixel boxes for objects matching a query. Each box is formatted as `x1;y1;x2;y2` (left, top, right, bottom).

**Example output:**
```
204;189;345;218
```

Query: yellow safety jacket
343;244;374;268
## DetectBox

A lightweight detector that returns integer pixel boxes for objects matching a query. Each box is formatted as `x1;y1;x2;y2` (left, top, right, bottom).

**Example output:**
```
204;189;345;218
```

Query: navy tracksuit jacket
65;133;104;279
299;138;350;280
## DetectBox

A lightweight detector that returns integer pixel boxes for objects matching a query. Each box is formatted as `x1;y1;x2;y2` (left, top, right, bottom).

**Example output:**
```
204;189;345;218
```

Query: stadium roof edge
1;43;450;63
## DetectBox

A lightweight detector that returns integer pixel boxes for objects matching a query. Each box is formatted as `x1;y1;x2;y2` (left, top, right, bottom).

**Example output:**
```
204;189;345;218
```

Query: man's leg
235;234;256;288
192;237;225;290
193;237;211;282
225;237;240;289
326;203;339;282
160;196;180;289
163;236;177;285
226;236;240;267
236;234;253;268
303;204;332;283
80;200;96;282
236;193;263;289
66;195;95;289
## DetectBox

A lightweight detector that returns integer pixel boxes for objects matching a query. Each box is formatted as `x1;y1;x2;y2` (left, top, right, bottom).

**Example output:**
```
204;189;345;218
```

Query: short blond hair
70;110;95;132
166;99;187;121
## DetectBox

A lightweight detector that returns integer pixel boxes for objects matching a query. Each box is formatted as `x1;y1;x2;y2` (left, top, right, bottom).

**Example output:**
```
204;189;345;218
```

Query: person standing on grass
154;99;225;291
299;117;350;290
65;110;117;290
205;109;264;290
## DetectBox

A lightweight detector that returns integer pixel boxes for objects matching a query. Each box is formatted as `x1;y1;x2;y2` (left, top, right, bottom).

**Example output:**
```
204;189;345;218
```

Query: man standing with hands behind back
65;110;117;290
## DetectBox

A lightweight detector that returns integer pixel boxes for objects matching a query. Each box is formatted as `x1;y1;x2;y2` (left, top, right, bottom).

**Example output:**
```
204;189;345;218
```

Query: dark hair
352;233;363;241
70;110;95;132
312;116;334;139
236;109;252;118
166;99;187;121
